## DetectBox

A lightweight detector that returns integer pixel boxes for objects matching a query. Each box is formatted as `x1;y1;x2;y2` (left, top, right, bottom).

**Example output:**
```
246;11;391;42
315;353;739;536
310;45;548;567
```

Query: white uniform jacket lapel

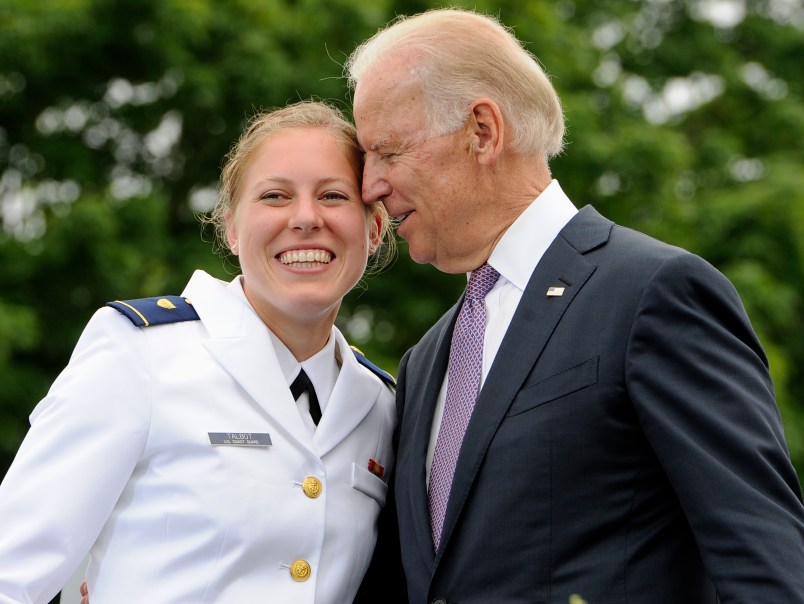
182;270;312;450
313;329;384;457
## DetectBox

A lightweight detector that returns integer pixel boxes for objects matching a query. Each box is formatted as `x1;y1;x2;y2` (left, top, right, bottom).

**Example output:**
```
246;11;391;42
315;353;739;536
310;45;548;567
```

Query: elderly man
348;8;804;604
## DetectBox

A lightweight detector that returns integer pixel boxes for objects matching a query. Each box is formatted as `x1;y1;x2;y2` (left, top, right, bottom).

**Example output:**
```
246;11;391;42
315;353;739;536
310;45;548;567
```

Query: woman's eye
259;192;285;202
322;192;349;201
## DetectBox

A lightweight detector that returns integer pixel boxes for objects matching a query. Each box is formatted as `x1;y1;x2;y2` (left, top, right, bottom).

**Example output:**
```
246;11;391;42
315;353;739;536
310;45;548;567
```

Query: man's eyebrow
366;139;390;153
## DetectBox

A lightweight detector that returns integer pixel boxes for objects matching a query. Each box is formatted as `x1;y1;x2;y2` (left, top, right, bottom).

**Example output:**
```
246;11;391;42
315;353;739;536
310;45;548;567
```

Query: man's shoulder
571;205;691;264
406;304;457;363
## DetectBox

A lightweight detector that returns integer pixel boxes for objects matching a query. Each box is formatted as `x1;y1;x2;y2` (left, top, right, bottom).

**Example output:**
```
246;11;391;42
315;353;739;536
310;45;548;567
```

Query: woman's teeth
279;249;332;265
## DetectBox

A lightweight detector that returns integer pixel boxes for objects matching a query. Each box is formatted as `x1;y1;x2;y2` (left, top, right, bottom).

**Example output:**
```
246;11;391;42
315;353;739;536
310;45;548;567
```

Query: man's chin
404;241;432;266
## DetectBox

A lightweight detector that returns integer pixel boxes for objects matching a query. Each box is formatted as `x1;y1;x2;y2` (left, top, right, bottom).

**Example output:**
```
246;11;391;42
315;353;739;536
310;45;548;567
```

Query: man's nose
362;163;392;204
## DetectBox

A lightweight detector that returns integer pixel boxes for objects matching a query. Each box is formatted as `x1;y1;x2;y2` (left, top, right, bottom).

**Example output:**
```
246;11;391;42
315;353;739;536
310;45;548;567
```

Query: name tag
208;432;272;447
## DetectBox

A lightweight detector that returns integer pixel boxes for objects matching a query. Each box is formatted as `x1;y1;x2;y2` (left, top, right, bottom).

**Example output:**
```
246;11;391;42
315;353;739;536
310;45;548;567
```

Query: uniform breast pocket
351;462;388;506
507;356;599;417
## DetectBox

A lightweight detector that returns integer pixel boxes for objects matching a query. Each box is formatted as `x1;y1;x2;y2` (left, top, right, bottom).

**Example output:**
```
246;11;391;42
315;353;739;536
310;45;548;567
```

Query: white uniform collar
229;275;338;412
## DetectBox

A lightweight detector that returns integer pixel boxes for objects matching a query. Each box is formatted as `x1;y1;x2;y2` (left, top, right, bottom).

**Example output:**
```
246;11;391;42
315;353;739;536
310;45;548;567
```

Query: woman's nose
290;197;323;231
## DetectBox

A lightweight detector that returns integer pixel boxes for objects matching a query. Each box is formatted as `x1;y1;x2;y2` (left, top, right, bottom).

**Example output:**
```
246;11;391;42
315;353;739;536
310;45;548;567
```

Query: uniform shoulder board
106;296;200;328
350;345;396;388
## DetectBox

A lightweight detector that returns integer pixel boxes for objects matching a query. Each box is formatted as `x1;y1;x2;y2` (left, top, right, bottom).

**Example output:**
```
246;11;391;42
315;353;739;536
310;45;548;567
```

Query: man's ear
467;99;504;165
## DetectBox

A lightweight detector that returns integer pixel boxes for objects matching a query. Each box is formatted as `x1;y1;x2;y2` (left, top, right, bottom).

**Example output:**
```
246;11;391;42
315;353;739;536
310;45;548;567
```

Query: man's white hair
345;8;565;158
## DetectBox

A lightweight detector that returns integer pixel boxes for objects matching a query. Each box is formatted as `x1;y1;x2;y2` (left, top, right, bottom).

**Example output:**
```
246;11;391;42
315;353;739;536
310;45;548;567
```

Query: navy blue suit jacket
385;206;804;603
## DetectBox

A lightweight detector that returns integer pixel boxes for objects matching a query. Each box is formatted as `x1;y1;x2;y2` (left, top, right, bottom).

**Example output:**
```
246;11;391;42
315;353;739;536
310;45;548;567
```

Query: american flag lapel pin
546;286;565;297
368;458;385;478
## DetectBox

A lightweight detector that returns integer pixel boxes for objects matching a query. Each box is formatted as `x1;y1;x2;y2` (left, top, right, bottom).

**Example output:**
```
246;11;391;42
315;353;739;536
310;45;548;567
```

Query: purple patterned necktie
428;262;500;550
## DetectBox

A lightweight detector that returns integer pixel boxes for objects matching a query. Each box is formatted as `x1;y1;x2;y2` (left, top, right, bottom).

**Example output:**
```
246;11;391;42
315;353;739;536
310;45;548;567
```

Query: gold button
302;477;322;498
290;559;311;582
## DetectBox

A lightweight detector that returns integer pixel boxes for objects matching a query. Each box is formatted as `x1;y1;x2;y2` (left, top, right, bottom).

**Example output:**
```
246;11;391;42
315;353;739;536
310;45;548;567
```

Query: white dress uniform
0;270;396;604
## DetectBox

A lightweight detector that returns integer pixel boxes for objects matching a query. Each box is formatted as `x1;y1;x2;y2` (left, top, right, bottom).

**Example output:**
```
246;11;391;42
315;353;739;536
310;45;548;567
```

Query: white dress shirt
426;180;578;483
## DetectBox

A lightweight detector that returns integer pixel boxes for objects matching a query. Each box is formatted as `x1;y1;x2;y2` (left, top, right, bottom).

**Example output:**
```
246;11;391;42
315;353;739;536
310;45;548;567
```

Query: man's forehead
355;60;421;110
355;83;424;147
354;101;405;149
356;114;416;153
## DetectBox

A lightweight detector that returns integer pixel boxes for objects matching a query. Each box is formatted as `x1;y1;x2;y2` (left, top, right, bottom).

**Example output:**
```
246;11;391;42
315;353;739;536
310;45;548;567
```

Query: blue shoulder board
350;345;396;389
106;296;200;327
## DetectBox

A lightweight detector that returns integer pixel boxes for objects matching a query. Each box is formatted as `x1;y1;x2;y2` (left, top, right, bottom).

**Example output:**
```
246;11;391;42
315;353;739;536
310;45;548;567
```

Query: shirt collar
487;179;578;291
228;275;338;406
299;335;339;410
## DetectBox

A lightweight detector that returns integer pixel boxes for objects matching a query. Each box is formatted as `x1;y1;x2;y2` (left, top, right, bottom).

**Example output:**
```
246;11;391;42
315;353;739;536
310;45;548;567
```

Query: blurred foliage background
1;0;802;497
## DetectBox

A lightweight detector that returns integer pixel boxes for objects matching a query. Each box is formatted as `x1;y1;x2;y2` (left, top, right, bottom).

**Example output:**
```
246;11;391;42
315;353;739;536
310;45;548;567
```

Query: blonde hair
205;100;394;272
345;8;565;158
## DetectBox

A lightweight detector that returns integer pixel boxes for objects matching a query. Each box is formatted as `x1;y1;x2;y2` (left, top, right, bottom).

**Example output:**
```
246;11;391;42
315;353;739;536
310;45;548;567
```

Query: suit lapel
183;271;313;450
408;309;459;569
434;206;611;561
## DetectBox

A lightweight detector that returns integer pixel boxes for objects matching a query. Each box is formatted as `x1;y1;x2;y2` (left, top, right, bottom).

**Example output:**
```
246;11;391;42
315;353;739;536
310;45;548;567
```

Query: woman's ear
225;210;239;255
468;99;504;165
368;211;383;255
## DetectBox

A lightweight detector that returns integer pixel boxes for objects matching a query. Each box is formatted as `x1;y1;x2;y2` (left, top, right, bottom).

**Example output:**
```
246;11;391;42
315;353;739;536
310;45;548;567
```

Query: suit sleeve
626;252;804;601
0;308;151;603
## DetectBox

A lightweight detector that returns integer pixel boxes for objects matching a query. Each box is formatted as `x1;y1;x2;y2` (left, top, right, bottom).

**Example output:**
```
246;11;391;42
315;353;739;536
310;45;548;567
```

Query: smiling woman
223;125;375;358
0;101;398;604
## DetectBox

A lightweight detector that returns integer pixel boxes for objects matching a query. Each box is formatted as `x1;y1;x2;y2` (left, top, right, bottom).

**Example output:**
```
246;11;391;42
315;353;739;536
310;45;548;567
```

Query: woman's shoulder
105;295;200;328
349;345;396;390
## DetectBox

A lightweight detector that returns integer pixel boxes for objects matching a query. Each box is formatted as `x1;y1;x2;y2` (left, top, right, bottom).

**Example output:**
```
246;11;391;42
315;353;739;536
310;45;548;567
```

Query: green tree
1;0;802;505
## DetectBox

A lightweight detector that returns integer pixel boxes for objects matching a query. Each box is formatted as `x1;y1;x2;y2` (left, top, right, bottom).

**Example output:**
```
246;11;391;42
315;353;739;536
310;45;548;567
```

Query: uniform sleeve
0;308;152;604
626;252;804;601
